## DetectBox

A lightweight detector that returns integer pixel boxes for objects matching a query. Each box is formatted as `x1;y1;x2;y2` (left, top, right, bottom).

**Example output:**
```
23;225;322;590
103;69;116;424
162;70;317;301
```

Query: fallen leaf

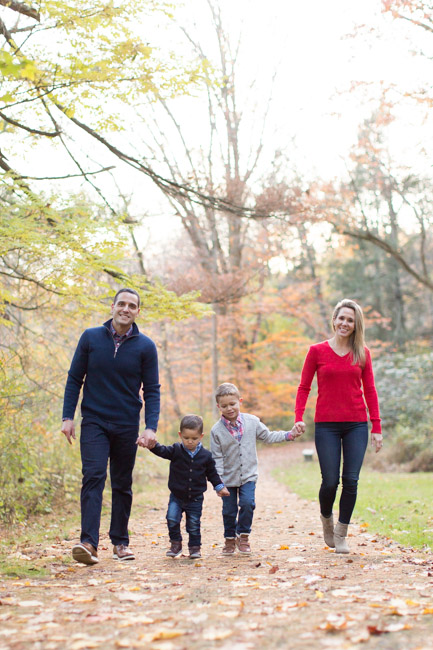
278;601;308;611
74;596;96;603
69;635;106;646
118;592;151;602
202;628;233;641
349;629;370;643
269;566;279;574
318;613;347;631
382;623;412;633
146;629;186;641
117;616;154;627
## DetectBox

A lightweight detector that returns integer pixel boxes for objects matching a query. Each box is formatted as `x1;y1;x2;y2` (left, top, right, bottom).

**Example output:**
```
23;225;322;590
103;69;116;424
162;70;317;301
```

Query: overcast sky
6;0;430;243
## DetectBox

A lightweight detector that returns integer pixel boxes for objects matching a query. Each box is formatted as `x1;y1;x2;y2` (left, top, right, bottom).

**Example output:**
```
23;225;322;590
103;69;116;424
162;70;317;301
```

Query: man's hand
61;419;76;445
136;428;157;449
217;487;230;497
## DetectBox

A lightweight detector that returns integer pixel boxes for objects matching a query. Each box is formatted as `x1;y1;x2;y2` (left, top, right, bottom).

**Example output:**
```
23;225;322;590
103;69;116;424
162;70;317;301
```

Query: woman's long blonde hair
331;299;366;366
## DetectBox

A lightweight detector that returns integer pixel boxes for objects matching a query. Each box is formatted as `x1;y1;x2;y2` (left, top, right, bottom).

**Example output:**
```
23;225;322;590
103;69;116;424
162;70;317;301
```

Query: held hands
217;487;230;497
371;433;383;453
136;428;157;449
61;419;76;445
292;421;306;438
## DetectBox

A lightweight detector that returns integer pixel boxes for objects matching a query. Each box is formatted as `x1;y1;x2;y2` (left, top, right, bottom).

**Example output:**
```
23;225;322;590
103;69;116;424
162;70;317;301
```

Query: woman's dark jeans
315;422;368;525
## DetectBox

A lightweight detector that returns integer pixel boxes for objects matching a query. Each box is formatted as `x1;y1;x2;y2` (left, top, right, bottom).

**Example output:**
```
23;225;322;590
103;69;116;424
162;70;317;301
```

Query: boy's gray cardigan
210;413;288;487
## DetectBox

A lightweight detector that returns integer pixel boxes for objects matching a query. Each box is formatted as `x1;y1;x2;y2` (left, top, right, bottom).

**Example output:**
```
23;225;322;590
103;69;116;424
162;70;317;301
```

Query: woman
294;299;383;553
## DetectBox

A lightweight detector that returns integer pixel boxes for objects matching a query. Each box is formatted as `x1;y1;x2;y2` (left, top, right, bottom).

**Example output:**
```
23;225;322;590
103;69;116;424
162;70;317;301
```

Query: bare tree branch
339;226;433;291
0;0;40;22
0;110;60;137
22;166;115;180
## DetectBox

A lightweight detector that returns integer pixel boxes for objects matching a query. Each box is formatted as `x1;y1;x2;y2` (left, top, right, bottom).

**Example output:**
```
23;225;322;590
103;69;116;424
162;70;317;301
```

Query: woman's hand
371;433;383;453
294;421;306;435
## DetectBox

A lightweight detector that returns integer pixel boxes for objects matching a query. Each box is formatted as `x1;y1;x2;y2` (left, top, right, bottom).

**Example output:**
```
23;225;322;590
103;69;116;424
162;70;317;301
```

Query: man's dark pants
80;418;138;549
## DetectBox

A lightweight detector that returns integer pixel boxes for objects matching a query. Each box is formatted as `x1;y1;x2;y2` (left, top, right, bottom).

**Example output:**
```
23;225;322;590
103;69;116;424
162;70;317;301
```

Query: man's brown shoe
222;537;236;555
166;541;182;558
236;534;251;554
72;542;99;565
113;544;135;561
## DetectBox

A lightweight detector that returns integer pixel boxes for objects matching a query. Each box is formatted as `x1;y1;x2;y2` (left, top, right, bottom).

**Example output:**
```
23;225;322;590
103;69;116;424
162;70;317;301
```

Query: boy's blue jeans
166;493;204;548
222;481;256;537
315;422;368;525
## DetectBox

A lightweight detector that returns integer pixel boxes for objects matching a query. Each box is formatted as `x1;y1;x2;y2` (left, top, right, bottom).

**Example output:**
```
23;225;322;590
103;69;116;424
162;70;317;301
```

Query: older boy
149;414;229;559
211;383;302;555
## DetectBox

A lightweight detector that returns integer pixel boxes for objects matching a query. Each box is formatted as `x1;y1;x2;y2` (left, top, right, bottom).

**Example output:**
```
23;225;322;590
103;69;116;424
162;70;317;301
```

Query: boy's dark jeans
222;481;256;537
80;418;138;549
315;421;368;525
166;493;204;548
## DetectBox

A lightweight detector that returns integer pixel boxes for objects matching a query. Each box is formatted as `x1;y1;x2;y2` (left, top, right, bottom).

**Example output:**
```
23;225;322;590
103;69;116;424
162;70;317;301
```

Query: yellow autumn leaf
203;629;233;641
148;629;186;641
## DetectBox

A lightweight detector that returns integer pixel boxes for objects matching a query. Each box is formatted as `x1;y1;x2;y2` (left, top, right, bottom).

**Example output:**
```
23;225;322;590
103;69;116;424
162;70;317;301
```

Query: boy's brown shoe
222;537;236;555
189;546;201;559
236;534;251;554
72;542;99;565
166;541;182;558
113;544;135;561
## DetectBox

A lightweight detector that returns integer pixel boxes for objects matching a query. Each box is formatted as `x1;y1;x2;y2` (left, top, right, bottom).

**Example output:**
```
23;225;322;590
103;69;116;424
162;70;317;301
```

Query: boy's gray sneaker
166;541;182;557
189;546;201;559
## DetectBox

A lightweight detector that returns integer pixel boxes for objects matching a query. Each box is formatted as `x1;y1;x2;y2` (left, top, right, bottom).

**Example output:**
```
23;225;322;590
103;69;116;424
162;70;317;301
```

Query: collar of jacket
103;318;139;337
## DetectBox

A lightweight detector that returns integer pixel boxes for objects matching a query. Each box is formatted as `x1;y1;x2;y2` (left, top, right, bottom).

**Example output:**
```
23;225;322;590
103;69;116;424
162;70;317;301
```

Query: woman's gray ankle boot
320;514;335;548
334;521;350;553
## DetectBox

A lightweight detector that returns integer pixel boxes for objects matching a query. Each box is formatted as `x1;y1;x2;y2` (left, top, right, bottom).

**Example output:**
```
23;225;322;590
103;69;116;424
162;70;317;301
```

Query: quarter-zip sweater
295;341;381;433
211;414;290;487
62;319;160;428
149;442;223;501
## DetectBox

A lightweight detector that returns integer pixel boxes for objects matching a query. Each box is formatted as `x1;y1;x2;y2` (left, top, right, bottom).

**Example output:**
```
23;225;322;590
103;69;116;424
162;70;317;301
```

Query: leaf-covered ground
1;446;433;650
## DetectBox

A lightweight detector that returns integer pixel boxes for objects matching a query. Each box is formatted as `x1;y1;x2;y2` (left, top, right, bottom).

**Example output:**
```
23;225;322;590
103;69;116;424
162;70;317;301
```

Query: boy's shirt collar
221;413;244;441
182;442;202;457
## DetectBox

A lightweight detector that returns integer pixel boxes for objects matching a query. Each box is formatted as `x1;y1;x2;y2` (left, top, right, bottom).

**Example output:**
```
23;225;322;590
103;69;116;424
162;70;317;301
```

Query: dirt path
1;446;433;650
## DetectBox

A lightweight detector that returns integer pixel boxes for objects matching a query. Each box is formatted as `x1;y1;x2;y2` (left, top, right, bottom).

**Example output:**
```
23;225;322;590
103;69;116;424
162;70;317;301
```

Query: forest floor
1;444;433;650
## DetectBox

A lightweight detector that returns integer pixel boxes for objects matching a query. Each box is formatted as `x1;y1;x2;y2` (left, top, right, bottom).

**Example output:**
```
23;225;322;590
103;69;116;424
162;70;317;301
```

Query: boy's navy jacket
150;442;223;501
63;319;160;429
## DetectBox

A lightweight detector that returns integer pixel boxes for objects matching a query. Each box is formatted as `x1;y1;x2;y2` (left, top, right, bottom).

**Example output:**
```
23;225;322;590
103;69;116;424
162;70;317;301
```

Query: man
61;288;160;565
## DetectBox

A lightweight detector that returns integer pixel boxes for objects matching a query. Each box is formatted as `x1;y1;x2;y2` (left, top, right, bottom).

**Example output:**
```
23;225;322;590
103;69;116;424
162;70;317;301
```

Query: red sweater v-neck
295;341;381;433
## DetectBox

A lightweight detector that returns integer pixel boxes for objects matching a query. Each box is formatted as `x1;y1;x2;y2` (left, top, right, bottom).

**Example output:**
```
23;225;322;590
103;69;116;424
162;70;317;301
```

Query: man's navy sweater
150;442;222;501
63;319;160;428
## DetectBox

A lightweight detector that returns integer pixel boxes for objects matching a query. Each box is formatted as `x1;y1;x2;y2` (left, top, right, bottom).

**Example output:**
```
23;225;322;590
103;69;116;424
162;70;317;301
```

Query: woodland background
0;0;433;524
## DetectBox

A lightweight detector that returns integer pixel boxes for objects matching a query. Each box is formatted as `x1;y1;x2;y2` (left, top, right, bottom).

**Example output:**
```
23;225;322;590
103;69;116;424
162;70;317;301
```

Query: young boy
211;383;302;555
149;414;229;559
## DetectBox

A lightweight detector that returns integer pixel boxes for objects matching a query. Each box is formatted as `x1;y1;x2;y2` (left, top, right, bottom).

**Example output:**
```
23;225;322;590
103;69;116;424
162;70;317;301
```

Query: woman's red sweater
294;341;381;433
